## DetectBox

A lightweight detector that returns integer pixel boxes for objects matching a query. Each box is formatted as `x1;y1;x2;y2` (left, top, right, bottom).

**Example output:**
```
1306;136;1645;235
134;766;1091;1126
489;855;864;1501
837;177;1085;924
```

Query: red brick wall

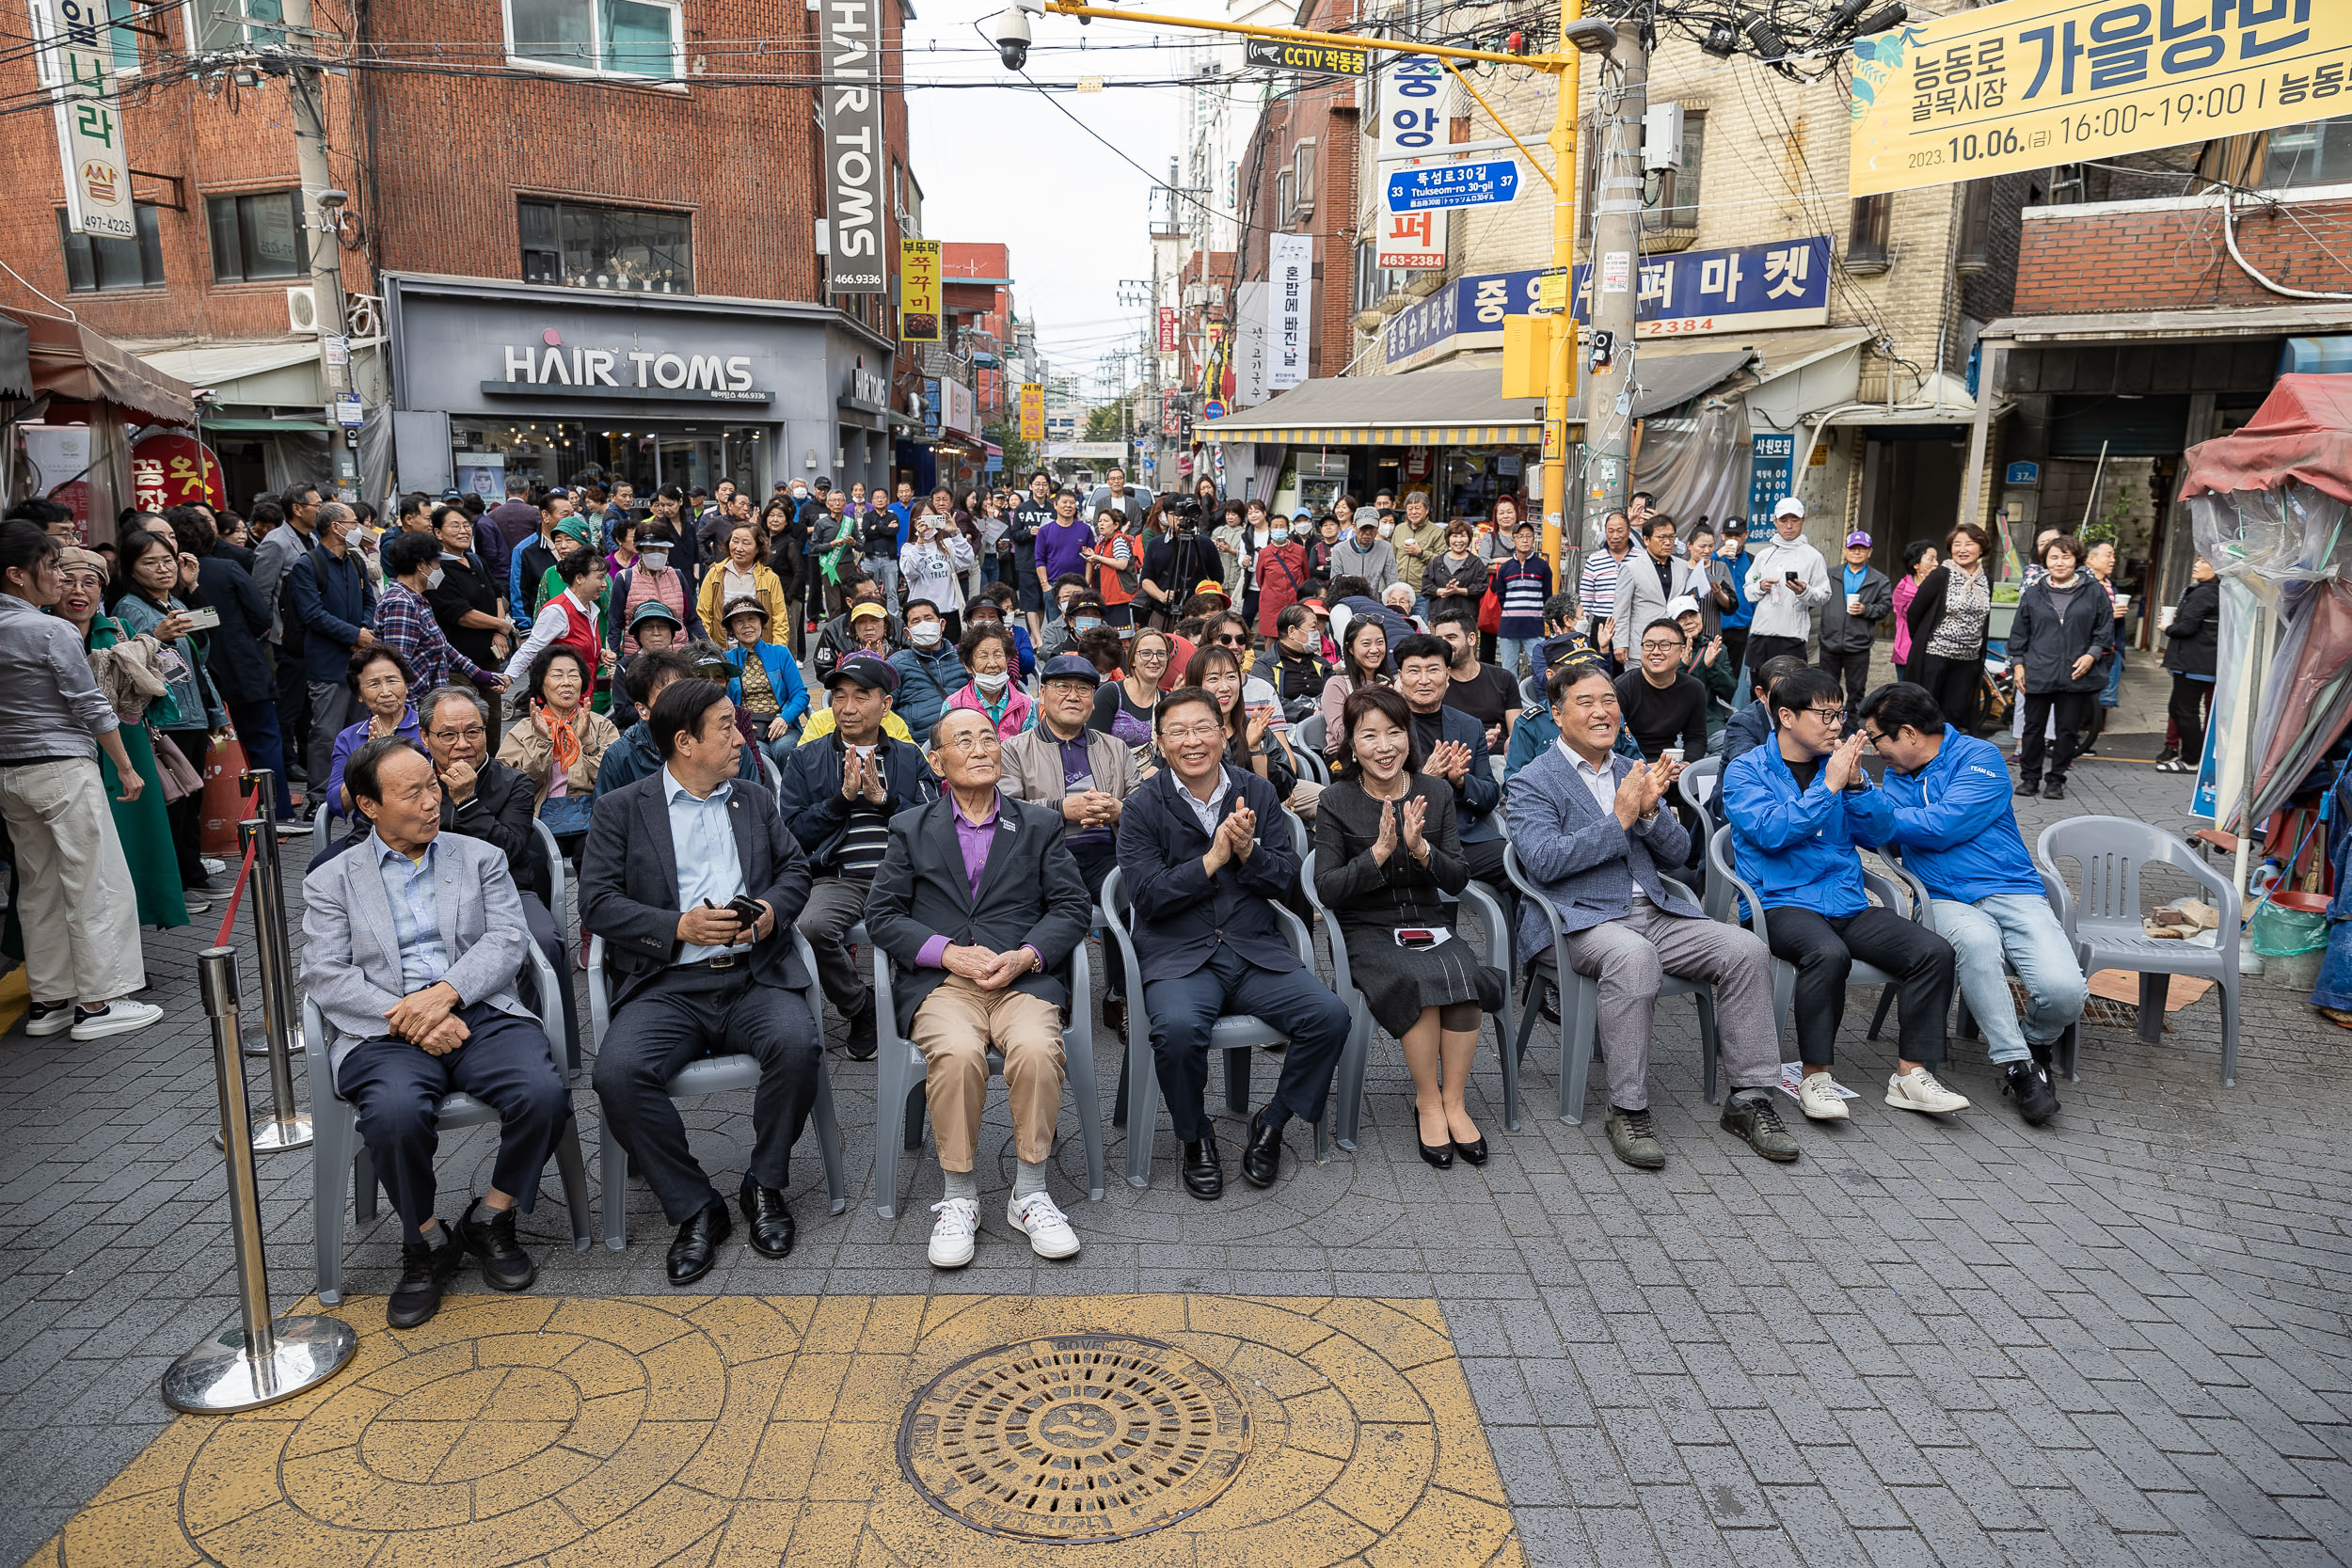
1237;55;1359;379
0;0;905;343
2012;194;2352;314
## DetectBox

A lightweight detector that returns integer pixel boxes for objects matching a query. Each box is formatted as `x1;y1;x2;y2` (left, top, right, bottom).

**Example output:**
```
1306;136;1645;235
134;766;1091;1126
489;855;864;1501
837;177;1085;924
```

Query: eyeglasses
1640;639;1684;652
1214;634;1248;646
1804;706;1847;724
428;725;486;743
938;732;1002;754
1158;722;1225;744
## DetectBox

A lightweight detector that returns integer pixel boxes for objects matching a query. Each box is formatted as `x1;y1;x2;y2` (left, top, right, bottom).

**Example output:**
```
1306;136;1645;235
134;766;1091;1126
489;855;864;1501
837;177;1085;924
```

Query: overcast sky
903;0;1228;398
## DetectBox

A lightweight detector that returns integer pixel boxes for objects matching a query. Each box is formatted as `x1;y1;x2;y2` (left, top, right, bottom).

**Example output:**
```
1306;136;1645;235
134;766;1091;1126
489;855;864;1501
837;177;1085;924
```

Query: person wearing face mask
605;520;702;658
944;622;1034;739
1037;577;1093;658
887;599;970;746
374;531;504;704
1332;510;1400;594
1252;513;1313;641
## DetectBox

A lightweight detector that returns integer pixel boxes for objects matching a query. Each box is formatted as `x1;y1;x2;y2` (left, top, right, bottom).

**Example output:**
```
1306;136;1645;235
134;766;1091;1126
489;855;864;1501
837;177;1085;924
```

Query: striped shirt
1578;546;1630;619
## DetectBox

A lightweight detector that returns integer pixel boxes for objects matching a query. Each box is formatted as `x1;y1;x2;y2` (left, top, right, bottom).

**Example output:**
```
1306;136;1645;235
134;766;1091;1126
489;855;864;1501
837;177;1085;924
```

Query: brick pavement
2;753;2348;1566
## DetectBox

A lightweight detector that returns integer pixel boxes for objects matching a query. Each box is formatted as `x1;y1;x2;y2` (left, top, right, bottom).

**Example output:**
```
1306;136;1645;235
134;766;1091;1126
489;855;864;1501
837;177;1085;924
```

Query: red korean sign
131;432;226;512
1157;307;1177;353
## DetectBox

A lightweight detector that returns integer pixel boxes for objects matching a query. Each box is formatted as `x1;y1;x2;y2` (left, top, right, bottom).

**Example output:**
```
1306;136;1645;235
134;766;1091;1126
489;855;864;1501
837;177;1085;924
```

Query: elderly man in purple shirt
862;706;1094;1270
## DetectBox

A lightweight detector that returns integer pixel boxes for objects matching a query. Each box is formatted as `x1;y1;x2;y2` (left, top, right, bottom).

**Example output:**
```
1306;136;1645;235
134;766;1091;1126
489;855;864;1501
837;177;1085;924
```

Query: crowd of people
0;469;2205;1335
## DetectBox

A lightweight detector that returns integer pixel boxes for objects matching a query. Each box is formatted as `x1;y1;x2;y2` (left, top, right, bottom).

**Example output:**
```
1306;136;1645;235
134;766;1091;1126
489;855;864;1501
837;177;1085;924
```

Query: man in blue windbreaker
1722;666;1962;1125
1852;682;2074;1126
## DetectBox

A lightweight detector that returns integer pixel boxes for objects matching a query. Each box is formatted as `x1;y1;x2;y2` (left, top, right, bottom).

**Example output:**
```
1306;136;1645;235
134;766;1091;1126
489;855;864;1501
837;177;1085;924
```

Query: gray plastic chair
528;817;582;1074
1707;824;1915;1058
306;940;592;1305
1293;743;1331;786
1300;847;1519;1139
585;927;850;1248
2035;816;2243;1085
1098;865;1329;1188
759;749;784;801
1519;674;1544;710
1677;754;1723;816
1504;842;1721;1125
1867;845;2081;1082
1294;709;1327;760
868;934;1104;1217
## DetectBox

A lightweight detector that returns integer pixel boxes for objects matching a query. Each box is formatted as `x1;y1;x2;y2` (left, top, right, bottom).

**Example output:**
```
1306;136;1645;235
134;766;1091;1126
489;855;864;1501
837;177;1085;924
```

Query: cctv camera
994;7;1030;70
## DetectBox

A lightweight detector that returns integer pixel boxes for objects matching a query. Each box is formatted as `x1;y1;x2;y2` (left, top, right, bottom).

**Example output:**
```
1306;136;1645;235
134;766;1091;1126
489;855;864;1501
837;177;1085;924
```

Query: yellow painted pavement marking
27;1294;1525;1568
0;964;29;1039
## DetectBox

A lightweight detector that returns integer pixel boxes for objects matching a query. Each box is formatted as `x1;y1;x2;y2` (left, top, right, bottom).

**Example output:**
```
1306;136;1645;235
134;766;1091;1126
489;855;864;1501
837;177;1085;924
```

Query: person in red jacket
1254;517;1313;640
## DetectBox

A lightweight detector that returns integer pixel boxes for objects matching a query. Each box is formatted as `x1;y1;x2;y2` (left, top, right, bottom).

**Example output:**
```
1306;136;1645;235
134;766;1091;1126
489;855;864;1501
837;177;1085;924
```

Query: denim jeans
2099;645;2126;706
1931;893;2088;1065
863;554;899;610
1495;636;1534;680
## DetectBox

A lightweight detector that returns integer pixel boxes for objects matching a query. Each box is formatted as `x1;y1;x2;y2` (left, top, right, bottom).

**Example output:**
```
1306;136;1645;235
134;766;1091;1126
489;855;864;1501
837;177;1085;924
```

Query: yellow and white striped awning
1226;421;1547;446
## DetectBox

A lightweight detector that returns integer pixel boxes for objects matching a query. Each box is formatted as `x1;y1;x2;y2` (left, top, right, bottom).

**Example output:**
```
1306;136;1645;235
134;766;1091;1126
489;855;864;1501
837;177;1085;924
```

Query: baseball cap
849;601;887;623
1038;653;1102;687
1664;594;1702;621
1772;497;1805;519
720;594;770;625
827;652;898;693
1299;597;1327;614
1845;530;1872;547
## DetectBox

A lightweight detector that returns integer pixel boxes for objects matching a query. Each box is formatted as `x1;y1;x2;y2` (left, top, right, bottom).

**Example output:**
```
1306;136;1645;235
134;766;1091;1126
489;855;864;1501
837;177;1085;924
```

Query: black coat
441;756;549;904
776;731;937;874
579;771;814;1011
2162;578;2220;678
1114;765;1301;982
1817;564;1894;653
191;550;277;708
2010;575;2116;694
862;794;1093;1035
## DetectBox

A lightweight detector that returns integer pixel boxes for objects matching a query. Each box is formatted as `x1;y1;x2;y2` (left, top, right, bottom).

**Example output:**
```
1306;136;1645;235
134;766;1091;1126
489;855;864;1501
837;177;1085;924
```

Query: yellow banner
1849;0;2345;197
898;239;942;342
1018;384;1044;442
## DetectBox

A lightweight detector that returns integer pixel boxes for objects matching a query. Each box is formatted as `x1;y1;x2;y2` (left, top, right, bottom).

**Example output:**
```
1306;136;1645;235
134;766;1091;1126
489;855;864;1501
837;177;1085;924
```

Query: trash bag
2249;900;2329;958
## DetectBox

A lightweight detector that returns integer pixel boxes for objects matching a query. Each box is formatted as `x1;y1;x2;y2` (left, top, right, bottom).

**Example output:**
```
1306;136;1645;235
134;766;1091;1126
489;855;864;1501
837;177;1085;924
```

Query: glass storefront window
1441;448;1533;521
449;419;764;501
518;198;691;293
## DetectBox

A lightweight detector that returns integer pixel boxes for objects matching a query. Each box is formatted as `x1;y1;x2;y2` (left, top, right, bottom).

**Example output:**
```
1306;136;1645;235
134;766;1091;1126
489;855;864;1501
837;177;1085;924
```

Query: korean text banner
1569;236;1832;339
899;240;941;342
51;0;135;240
1849;0;2341;197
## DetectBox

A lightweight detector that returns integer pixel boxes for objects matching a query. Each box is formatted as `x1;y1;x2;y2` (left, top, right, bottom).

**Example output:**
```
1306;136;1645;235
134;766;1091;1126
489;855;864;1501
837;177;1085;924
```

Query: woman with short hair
1904;522;1994;731
325;644;421;818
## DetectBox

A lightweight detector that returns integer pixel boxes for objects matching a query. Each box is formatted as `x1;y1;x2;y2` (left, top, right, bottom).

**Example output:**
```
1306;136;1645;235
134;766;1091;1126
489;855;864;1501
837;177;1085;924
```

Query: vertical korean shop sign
51;0;134;239
1747;435;1795;544
1268;232;1312;389
824;0;887;293
899;239;941;341
1850;0;2350;196
1018;384;1045;442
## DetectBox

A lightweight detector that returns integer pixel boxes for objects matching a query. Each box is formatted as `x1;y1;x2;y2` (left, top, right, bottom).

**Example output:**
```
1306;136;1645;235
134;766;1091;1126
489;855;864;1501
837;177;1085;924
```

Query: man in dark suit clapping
864;707;1094;1269
1117;687;1351;1198
580;678;820;1285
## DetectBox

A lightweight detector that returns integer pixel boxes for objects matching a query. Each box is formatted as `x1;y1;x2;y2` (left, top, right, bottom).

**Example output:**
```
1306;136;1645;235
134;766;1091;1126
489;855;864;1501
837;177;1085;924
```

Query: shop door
1860;436;1966;568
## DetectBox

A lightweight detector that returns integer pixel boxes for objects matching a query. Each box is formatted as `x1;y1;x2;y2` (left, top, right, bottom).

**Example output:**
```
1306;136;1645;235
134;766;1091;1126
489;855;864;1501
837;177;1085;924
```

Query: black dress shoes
1182;1136;1223;1200
388;1233;464;1329
458;1197;536;1291
1242;1113;1284;1188
667;1198;732;1286
739;1181;797;1258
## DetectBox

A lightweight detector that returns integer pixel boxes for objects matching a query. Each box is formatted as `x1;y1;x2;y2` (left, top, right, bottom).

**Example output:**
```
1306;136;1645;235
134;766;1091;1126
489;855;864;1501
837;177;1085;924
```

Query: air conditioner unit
286;285;319;334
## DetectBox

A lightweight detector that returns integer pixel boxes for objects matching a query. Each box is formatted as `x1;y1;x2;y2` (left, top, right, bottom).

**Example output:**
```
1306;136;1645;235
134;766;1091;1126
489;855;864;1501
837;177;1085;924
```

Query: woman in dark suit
1311;684;1503;1169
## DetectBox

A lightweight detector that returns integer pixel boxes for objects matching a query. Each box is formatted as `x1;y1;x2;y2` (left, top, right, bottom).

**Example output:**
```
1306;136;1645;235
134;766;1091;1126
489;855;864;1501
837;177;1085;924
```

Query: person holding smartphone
1740;497;1829;689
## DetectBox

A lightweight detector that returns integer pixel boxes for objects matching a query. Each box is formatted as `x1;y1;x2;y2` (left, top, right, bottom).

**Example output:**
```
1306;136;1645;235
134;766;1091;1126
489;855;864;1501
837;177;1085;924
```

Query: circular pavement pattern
898;1334;1250;1543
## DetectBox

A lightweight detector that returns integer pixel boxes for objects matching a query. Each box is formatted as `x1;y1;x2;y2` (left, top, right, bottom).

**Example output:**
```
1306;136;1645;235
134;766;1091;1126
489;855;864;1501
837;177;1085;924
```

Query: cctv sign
823;0;888;293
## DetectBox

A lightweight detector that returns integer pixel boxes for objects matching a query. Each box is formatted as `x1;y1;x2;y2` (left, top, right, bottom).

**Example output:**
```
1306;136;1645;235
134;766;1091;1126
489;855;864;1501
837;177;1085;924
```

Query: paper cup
2160;604;2176;629
1847;595;1864;614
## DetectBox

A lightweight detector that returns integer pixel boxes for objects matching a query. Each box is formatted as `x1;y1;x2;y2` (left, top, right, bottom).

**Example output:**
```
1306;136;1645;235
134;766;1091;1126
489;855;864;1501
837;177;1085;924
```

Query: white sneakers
24;999;163;1041
927;1191;1084;1268
928;1197;979;1268
1008;1192;1081;1259
1886;1067;1970;1115
1796;1073;1850;1121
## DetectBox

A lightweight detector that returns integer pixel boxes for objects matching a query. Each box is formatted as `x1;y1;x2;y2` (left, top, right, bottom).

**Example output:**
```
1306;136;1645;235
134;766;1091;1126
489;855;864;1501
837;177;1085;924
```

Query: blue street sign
2005;460;2042;487
1201;400;1227;419
1385;159;1520;213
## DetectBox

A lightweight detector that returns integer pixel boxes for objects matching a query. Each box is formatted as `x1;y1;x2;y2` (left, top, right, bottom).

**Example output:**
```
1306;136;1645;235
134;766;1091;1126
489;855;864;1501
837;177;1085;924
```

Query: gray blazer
1503;742;1703;959
1613;553;1697;655
299;830;535;1079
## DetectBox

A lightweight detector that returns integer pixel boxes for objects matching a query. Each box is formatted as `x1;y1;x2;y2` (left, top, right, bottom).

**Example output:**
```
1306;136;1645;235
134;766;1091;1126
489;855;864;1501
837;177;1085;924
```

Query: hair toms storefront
383;274;896;501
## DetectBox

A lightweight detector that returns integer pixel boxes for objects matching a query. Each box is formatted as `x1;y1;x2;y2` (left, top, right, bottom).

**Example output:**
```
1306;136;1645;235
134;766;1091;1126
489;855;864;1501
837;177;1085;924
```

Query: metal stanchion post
238;768;285;1057
166;948;357;1414
238;807;311;1152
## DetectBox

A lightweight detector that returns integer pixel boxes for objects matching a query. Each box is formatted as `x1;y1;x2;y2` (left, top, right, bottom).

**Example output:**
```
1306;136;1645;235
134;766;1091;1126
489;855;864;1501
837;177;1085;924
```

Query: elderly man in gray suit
299;736;570;1331
1505;656;1795;1170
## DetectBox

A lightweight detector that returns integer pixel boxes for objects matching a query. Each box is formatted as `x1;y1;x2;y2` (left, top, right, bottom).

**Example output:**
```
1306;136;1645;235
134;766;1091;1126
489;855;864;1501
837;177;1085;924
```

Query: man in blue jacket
1853;682;2074;1125
777;655;937;1059
1722;666;1963;1123
287;500;378;811
887;598;968;745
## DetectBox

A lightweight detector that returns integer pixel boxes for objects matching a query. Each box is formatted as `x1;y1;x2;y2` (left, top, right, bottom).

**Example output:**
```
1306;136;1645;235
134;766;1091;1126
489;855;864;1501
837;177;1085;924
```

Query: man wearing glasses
1851;683;2073;1125
1614;618;1711;764
1722;667;1963;1124
1118;687;1351;1198
865;707;1094;1268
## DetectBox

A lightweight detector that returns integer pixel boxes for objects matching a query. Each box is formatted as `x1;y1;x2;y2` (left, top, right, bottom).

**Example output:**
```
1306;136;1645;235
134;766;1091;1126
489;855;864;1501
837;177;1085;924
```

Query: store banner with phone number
1849;0;2344;197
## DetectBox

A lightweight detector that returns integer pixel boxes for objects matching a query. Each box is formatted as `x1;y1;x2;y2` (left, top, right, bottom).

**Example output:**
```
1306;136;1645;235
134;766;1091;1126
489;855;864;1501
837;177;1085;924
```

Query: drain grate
898;1333;1252;1542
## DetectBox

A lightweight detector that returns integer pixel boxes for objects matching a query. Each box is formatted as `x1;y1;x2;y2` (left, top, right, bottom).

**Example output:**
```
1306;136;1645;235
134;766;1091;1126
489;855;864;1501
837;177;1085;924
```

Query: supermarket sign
1850;0;2349;197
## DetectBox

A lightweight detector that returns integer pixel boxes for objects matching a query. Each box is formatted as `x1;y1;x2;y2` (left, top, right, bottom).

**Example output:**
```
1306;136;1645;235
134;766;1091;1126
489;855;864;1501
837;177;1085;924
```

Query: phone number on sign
1637;317;1720;338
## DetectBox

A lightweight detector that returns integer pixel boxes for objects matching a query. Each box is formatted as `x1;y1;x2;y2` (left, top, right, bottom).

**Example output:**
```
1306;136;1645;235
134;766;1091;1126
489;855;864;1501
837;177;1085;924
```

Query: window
1276;168;1295;230
59;202;163;292
1291;139;1316;224
1354;238;1411;311
30;0;145;84
206;190;307;282
1643;111;1703;230
518;197;691;292
2263;117;2352;188
1955;179;1994;274
506;0;680;77
1847;193;1892;272
184;0;284;56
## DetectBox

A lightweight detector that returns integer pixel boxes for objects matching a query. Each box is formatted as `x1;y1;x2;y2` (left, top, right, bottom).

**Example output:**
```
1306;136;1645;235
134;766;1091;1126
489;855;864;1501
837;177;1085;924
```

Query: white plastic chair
1300;847;1520;1138
2036;816;2243;1085
868;935;1105;1217
1098;865;1328;1187
585;927;851;1248
306;941;591;1305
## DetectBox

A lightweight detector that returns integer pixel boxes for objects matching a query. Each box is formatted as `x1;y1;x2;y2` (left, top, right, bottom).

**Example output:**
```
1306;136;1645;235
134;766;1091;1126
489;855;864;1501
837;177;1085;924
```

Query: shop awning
4;308;194;425
1629;348;1755;416
199;417;336;435
0;314;29;402
1198;365;1550;445
1985;302;2352;344
135;338;324;388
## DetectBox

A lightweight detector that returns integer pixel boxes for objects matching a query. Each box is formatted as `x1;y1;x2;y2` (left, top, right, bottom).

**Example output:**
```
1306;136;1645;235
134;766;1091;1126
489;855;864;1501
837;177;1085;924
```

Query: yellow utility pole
1039;0;1588;575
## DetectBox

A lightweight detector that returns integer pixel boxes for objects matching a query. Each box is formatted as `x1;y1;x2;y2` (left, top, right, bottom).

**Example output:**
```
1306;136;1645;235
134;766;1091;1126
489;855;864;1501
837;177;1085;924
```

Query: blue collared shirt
374;833;453;993
666;765;752;964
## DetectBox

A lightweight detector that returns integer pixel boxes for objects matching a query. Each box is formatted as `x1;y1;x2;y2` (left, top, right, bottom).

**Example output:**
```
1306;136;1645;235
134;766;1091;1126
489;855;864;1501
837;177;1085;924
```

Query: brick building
2;0;915;510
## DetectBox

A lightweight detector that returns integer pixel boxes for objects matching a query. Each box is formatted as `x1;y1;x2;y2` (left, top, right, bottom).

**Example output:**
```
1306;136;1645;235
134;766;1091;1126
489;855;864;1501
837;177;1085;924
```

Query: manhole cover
898;1333;1251;1543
